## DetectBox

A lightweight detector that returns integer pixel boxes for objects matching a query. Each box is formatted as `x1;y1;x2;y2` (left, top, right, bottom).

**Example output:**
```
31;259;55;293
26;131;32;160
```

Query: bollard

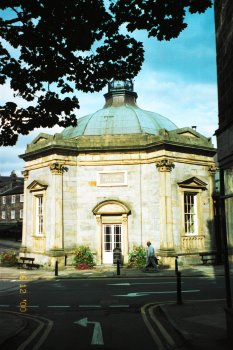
55;260;58;276
117;259;120;275
64;255;67;266
176;271;182;305
175;256;178;274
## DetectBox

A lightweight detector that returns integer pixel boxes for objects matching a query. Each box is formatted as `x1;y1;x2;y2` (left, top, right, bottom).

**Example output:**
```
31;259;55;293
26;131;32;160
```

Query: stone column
122;214;129;264
48;163;65;262
156;159;176;258
20;170;29;253
95;215;102;265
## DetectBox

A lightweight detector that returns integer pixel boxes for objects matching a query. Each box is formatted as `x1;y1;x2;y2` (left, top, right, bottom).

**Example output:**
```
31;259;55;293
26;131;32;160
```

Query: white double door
102;224;122;264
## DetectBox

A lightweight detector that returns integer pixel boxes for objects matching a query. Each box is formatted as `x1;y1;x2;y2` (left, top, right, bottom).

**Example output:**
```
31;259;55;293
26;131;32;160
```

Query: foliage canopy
0;0;212;146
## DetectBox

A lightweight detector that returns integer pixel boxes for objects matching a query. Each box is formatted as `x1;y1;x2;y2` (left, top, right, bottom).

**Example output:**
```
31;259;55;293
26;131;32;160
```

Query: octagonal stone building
20;81;216;267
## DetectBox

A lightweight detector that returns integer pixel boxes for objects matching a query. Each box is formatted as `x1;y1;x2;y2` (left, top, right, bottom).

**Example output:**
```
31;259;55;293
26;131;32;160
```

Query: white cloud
136;70;218;142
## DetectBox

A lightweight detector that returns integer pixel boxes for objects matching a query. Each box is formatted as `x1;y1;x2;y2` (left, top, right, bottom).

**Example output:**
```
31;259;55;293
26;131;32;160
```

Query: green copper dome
62;81;177;139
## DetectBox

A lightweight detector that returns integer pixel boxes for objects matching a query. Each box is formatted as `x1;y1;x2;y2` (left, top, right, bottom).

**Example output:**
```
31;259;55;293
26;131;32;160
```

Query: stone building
0;171;24;240
214;0;233;262
19;81;216;267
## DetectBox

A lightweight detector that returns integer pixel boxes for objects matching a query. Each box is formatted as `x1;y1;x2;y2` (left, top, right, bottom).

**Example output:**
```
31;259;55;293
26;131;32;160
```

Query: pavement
0;262;233;349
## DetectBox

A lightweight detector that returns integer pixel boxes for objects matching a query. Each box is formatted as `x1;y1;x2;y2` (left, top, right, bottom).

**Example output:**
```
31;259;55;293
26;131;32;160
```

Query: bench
17;257;40;270
199;252;217;265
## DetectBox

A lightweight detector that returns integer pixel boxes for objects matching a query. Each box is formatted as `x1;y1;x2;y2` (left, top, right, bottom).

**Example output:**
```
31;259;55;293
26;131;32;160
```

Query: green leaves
73;245;95;269
0;0;212;145
128;245;147;268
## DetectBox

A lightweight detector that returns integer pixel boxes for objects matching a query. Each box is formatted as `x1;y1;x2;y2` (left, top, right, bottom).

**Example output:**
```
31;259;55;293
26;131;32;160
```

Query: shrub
73;245;95;270
0;250;18;266
127;245;146;268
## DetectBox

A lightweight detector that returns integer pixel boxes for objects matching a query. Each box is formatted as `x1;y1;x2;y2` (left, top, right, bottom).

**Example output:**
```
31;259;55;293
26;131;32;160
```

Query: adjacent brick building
0;171;24;240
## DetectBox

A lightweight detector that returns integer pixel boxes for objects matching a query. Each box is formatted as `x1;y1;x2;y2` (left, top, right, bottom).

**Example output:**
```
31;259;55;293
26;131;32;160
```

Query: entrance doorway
102;224;122;264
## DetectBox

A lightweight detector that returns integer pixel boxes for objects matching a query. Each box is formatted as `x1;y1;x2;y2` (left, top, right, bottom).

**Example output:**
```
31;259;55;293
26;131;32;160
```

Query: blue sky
0;6;218;176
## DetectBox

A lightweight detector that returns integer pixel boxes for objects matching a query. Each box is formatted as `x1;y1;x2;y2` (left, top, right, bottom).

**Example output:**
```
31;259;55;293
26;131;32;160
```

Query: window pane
104;225;112;251
114;224;121;248
36;196;43;235
184;192;197;234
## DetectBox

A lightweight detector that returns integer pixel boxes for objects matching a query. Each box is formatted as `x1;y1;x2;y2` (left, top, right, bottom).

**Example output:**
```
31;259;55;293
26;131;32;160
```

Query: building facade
20;81;216;267
215;0;233;262
0;171;24;240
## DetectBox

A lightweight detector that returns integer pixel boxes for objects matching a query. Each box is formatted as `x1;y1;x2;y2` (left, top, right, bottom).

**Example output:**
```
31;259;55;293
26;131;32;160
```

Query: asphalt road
0;275;229;349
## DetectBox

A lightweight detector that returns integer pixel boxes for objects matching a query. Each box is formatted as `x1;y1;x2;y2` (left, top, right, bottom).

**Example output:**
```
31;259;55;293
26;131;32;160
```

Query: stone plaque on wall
97;171;127;186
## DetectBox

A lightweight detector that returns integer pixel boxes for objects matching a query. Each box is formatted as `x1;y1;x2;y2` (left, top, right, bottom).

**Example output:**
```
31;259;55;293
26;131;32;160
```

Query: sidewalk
0;261;229;281
156;300;233;350
0;263;233;349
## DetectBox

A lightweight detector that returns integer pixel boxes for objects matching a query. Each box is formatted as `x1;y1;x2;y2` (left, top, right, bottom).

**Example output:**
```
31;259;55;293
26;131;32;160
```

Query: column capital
96;215;101;224
208;164;217;174
156;159;175;172
21;170;29;179
50;162;68;175
122;213;128;222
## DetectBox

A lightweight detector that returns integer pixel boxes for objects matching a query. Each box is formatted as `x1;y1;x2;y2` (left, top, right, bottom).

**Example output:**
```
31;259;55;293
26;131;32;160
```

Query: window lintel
27;180;48;192
178;176;207;190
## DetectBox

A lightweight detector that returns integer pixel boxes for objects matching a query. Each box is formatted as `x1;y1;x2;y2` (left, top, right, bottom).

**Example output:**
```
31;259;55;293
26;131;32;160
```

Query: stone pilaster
156;159;176;257
122;214;129;263
48;163;65;256
20;170;29;253
208;164;217;234
95;215;102;265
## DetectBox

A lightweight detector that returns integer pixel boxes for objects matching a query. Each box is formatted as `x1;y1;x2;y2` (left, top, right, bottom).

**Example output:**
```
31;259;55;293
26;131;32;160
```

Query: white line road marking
107;283;131;286
27;305;39;308
74;318;104;345
47;305;71;308
114;290;200;297
79;305;101;308
109;305;129;308
107;282;181;286
1;304;130;309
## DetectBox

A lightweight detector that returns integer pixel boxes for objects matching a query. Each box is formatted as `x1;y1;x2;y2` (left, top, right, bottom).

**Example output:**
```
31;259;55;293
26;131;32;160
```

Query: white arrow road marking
113;290;200;297
74;318;104;345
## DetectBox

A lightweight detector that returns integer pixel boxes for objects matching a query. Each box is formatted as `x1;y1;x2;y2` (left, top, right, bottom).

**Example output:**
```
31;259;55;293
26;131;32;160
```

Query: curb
141;303;190;350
